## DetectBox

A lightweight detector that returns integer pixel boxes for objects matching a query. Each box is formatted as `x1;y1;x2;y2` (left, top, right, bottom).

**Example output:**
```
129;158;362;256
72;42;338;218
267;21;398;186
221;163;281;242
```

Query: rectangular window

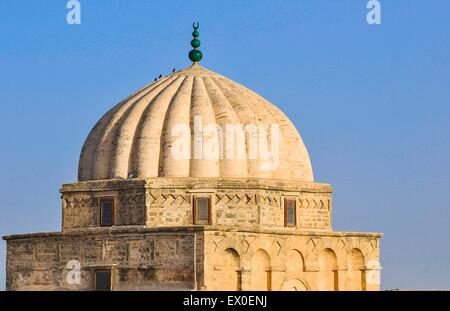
284;198;296;227
94;269;111;291
100;198;114;227
193;196;211;225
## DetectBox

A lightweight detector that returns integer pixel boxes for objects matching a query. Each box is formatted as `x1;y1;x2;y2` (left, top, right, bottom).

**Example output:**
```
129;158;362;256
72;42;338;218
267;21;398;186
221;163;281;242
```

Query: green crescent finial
189;22;203;63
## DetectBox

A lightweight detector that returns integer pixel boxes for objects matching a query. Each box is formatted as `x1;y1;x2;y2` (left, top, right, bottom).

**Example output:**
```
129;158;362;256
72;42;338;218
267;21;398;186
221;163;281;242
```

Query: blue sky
0;0;449;290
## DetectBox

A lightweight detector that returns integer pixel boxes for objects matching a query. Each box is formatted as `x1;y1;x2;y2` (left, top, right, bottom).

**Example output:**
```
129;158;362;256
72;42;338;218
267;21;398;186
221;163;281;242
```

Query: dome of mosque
78;64;313;182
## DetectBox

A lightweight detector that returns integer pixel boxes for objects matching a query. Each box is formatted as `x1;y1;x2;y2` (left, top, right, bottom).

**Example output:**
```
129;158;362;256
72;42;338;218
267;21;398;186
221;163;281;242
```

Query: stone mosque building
3;24;382;291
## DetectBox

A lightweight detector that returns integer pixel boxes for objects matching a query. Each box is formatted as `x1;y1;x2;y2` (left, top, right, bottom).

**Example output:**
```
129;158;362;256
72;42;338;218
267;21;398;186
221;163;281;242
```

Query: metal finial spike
189;22;203;63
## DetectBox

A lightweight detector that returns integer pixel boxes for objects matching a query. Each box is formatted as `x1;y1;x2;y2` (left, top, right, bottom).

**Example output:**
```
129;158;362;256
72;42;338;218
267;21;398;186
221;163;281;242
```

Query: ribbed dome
78;64;313;182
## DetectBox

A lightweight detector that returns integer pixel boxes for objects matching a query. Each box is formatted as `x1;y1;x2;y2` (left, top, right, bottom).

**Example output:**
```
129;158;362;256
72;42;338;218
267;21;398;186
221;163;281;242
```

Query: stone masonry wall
203;229;382;291
61;180;146;230
5;229;198;291
146;178;333;230
5;227;381;291
61;178;333;231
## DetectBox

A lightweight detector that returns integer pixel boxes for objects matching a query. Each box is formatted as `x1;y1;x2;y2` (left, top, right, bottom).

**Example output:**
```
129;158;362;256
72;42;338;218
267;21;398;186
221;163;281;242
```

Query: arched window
251;249;272;290
348;248;366;291
286;249;305;272
318;248;338;291
217;248;241;291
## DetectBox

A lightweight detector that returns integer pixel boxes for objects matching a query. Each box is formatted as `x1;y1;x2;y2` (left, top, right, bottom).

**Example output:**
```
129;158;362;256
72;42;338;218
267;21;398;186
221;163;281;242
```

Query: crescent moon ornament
189;22;203;63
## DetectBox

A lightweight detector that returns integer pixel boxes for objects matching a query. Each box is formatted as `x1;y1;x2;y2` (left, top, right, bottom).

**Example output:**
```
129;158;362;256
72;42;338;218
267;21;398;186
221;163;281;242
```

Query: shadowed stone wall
5;228;200;291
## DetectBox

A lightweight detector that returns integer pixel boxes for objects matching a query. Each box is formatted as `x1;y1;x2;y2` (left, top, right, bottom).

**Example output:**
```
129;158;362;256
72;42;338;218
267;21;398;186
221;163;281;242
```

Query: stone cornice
3;225;382;241
60;178;333;194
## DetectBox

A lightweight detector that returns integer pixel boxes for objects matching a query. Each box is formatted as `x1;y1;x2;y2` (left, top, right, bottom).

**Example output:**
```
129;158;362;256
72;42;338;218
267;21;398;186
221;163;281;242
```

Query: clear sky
0;0;449;290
